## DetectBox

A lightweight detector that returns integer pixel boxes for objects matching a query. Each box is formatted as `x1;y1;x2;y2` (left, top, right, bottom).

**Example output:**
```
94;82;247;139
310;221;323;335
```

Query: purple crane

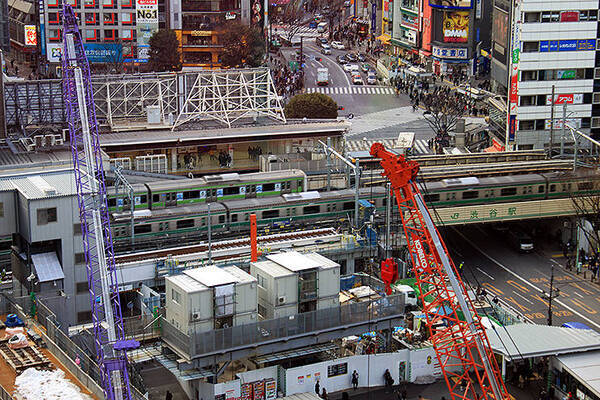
61;5;138;399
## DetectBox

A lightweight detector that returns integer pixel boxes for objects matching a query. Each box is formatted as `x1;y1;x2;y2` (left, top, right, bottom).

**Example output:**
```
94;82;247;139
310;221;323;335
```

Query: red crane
371;143;510;400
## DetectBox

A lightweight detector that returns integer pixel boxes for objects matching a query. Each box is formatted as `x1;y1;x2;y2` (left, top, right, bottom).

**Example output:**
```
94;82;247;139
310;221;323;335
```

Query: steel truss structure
4;68;285;137
91;73;178;129
371;143;510;400
62;5;137;399
174;68;286;129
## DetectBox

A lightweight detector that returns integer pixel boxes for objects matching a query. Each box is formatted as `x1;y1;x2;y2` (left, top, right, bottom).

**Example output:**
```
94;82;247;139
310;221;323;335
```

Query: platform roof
486;324;600;361
556;350;600;397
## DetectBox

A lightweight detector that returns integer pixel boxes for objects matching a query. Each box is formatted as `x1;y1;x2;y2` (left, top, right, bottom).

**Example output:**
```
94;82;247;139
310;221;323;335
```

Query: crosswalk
273;25;321;39
346;138;431;155
306;86;395;95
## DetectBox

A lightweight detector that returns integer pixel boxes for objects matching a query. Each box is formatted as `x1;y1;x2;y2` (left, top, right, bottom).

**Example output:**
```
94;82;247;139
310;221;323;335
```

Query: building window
524;12;540;22
550;11;560;22
75;252;86;264
104;29;118;41
74;223;82;234
48;29;62;42
84;0;97;7
121;12;134;24
172;289;181;304
76;282;89;294
85;29;99;41
37;207;57;225
121;0;133;6
122;30;135;40
103;13;118;24
77;311;93;323
48;12;61;24
521;70;537;81
47;0;60;7
522;41;539;52
581;117;591;128
85;12;98;24
102;0;115;7
519;96;536;106
65;0;80;7
518;120;535;130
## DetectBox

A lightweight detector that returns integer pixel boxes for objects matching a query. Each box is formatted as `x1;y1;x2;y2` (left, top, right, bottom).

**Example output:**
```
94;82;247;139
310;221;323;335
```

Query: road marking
455;230;600;330
476;267;495;280
512;291;533;305
574;291;584;298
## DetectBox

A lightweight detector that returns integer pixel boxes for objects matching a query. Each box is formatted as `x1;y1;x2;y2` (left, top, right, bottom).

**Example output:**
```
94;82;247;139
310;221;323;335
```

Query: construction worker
458;262;464;273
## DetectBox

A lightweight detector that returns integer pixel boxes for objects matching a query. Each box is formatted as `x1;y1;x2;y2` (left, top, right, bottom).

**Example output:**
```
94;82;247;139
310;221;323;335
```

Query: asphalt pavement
442;224;600;330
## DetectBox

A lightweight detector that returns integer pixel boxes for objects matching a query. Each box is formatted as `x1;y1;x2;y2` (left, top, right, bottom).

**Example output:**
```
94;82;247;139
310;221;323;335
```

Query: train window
292;208;296;215
332;203;337;211
448;193;456;200
500;188;517;196
139;195;147;204
263;183;275;192
183;190;200;199
343;202;354;210
224;187;239;195
108;198;116;207
232;214;238;222
245;213;249;221
462;191;478;200
153;194;160;202
578;182;593;191
134;224;152;234
538;186;545;193
200;218;206;226
263;210;279;219
303;205;321;214
550;184;556;192
423;194;439;202
218;215;225;223
176;219;195;229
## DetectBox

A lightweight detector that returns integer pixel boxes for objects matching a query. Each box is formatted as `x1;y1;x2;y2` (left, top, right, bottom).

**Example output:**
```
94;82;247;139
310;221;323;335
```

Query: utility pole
0;49;6;138
207;202;212;263
542;266;560;326
326;136;332;191
300;36;303;71
561;101;566;157
549;85;555;156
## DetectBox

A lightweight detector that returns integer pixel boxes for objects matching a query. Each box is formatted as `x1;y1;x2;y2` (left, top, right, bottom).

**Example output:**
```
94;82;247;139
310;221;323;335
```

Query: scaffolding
173;68;286;129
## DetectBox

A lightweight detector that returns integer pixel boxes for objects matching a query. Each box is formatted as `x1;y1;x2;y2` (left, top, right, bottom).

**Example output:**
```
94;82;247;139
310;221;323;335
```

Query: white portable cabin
165;265;258;334
250;251;340;319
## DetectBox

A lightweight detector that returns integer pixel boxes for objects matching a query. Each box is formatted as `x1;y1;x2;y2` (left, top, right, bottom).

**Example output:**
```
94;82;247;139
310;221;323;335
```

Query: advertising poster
443;11;469;43
24;25;37;46
492;8;508;48
429;0;472;9
46;43;123;63
252;0;263;32
136;0;158;61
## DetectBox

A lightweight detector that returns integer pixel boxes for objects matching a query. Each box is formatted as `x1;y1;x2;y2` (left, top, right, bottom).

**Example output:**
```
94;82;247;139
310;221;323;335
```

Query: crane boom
62;5;138;400
371;143;510;400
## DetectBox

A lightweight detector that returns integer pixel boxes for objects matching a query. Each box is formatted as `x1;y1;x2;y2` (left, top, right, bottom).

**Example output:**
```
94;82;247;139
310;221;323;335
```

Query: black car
337;55;348;64
357;53;367;62
345;52;357;62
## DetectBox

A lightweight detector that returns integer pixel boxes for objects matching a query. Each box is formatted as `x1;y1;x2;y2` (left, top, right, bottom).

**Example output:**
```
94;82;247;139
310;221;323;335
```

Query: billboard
136;0;158;61
443;11;469;43
46;43;123;63
24;25;37;46
492;8;508;49
430;0;472;10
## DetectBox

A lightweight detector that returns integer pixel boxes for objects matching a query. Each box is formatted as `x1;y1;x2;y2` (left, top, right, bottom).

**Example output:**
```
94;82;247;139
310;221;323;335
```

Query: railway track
115;228;338;264
0;338;51;373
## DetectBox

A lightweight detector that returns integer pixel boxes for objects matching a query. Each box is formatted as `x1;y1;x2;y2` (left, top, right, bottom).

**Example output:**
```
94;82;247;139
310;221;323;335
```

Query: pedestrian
165;390;173;400
400;388;407;400
321;388;328;400
0;268;6;281
315;380;320;395
352;370;359;390
458;261;464;272
75;354;81;366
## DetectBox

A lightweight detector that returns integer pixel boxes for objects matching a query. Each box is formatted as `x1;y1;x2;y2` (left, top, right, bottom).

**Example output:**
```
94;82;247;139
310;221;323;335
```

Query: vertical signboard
38;0;46;56
136;0;158;61
24;25;37;46
506;0;521;147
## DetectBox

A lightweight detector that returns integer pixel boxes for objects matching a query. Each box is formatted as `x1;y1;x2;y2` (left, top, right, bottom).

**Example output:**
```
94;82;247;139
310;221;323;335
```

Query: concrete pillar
346;256;355;274
171;148;178;172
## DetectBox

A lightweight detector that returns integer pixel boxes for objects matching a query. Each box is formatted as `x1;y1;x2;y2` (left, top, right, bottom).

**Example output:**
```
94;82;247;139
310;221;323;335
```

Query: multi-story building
39;0;165;70
391;0;419;55
171;0;250;67
1;0;9;52
7;0;37;63
491;0;599;149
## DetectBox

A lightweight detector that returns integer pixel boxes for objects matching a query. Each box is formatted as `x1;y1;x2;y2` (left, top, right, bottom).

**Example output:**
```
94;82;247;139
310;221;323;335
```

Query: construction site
3;2;600;400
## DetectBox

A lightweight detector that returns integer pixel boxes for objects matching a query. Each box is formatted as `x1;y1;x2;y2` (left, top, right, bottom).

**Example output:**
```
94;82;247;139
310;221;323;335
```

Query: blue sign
176;192;183;201
577;39;596;50
429;0;472;10
217;189;224;197
549;41;559;51
371;2;377;33
83;43;123;63
559;40;577;51
256;185;263;194
540;41;548;52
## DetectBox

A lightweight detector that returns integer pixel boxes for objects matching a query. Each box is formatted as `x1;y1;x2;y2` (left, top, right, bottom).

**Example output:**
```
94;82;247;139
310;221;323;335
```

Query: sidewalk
326;379;538;400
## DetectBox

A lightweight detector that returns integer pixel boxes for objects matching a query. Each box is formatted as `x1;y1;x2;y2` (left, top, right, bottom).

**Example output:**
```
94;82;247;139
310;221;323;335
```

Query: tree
284;93;338;119
279;0;305;44
148;30;182;72
220;22;265;68
570;189;600;269
421;91;467;153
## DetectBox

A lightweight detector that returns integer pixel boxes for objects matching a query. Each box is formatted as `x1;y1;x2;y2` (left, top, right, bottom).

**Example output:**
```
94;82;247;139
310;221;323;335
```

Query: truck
394;285;418;310
316;67;329;86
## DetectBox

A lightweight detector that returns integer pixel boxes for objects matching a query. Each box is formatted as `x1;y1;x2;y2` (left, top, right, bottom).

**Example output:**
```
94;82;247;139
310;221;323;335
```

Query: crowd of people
270;57;305;99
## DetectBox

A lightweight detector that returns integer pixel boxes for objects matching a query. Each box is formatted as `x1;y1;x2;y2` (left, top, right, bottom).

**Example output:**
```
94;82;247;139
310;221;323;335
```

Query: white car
331;41;345;50
321;43;331;54
352;74;364;85
343;63;355;73
367;72;377;85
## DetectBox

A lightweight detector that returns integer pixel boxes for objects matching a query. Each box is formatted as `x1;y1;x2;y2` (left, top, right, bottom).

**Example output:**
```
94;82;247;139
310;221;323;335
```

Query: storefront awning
32;252;65;282
484;138;505;153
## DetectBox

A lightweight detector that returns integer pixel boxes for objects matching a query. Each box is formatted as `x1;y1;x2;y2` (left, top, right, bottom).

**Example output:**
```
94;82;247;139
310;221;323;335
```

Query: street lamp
541;266;560;326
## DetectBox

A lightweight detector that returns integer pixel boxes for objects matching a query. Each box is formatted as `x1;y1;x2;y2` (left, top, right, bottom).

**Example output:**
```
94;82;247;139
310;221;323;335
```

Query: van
317;22;328;33
316;68;329;86
507;230;534;252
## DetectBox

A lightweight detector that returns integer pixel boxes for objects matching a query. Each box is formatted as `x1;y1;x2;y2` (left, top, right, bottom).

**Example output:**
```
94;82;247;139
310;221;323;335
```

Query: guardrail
163;294;405;359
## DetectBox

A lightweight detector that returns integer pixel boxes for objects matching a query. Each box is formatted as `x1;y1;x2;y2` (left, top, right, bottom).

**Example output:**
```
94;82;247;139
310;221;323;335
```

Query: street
443;224;600;330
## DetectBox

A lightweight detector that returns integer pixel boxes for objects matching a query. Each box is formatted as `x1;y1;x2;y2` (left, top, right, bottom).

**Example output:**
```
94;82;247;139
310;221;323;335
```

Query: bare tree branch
280;0;305;44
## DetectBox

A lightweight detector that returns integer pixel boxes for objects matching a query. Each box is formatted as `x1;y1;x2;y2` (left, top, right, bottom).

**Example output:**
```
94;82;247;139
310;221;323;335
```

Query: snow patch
14;368;92;400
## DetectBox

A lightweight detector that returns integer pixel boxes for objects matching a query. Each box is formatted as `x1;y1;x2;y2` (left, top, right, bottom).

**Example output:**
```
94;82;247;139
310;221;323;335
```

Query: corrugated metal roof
184;265;238;287
486;324;600;361
166;274;206;293
0;169;78;199
557;350;600;397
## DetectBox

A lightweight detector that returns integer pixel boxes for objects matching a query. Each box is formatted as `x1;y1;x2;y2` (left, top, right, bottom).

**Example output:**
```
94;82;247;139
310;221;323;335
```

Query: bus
316;68;329;86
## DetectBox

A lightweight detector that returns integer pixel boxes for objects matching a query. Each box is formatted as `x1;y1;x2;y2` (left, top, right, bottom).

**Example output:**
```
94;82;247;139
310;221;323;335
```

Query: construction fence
3;294;148;400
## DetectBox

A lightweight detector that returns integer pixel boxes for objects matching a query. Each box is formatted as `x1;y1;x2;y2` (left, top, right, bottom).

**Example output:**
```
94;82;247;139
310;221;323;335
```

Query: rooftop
0;169;78;199
557;350;600;397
